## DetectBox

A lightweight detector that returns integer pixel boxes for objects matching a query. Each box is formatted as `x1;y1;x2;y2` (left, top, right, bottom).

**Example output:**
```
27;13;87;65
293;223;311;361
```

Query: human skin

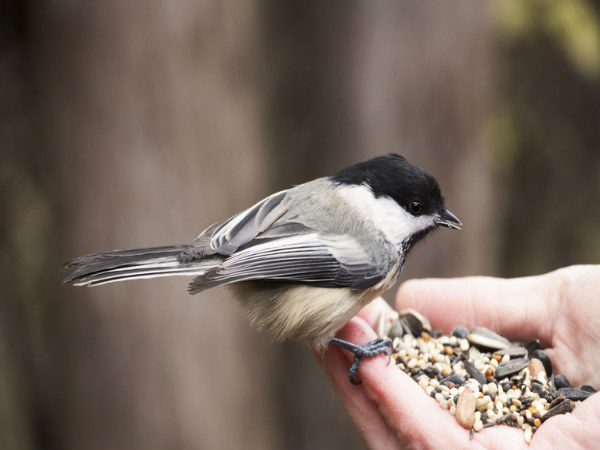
314;265;600;449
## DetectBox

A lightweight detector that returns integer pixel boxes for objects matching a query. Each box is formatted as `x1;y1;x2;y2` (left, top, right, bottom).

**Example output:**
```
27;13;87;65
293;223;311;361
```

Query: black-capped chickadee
63;154;461;384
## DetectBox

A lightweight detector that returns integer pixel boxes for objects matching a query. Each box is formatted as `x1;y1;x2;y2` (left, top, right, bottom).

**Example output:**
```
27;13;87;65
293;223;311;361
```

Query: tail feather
62;245;223;287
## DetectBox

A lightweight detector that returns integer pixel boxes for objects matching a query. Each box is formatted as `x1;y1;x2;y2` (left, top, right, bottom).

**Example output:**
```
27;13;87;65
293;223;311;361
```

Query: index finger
395;271;561;347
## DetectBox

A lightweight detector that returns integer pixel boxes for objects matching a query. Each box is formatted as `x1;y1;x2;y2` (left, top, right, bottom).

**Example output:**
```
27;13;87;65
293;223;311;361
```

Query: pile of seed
376;309;597;444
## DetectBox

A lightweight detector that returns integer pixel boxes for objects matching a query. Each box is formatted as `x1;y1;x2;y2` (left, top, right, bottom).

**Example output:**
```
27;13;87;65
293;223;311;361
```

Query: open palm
315;265;600;449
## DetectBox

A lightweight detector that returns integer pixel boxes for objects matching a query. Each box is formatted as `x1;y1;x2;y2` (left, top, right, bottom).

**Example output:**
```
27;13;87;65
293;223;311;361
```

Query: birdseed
376;309;597;444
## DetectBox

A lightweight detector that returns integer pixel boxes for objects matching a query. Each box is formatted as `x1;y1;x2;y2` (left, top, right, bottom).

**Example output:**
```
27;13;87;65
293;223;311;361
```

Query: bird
63;153;461;384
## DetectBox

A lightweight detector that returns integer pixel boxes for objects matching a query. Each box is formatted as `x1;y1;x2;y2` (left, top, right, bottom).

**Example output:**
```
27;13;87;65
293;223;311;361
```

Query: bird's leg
329;337;393;385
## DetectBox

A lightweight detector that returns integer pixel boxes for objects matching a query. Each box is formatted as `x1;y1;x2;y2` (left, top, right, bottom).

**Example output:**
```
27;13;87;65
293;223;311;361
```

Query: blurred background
1;1;599;448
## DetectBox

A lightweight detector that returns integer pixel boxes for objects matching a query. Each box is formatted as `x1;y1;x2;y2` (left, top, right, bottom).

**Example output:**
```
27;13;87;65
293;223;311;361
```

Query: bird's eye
409;201;424;216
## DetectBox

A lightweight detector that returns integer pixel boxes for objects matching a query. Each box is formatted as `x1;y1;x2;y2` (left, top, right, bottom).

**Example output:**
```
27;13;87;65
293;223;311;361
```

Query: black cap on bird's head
330;153;462;231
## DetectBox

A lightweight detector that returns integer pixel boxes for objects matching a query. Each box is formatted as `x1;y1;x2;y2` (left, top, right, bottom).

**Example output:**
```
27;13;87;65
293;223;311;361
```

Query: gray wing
191;190;291;255
186;187;394;294
188;228;392;293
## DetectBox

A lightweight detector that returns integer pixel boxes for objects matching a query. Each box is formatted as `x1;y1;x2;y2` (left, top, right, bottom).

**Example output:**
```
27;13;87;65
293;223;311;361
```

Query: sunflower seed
553;374;572;390
451;325;469;339
525;339;540;357
556;387;593;401
495;346;528;358
494;358;529;379
468;327;511;350
398;309;431;337
389;319;408;339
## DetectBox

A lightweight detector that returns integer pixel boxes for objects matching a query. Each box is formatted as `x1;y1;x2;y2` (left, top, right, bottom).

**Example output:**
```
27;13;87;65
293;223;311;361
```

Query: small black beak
436;209;462;230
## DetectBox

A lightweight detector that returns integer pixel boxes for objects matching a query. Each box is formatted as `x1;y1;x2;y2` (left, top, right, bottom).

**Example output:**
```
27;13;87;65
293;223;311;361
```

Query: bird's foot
329;336;393;385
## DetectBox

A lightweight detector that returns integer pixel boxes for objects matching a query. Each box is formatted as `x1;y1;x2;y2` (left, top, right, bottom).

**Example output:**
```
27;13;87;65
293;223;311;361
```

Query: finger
395;272;560;346
315;336;402;448
334;318;480;449
528;392;600;448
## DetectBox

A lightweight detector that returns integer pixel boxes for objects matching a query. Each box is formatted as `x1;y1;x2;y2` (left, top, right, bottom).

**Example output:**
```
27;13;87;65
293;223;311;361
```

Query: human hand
315;265;600;449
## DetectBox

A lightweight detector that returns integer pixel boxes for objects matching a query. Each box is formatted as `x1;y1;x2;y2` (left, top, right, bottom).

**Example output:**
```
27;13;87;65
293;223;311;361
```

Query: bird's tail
62;245;222;287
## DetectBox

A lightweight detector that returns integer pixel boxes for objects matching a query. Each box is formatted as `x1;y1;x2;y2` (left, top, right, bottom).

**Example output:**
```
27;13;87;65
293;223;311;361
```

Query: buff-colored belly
229;264;398;351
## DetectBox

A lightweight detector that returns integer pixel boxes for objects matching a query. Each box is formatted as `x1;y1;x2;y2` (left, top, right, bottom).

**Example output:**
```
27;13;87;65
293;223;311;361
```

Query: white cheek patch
337;184;435;246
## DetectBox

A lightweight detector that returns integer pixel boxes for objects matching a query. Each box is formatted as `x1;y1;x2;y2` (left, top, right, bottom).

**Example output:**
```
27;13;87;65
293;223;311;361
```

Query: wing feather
188;232;390;293
191;190;290;255
186;184;396;294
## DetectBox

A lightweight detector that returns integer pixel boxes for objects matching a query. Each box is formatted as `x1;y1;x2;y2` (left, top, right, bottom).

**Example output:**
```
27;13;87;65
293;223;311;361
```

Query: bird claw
329;336;393;385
